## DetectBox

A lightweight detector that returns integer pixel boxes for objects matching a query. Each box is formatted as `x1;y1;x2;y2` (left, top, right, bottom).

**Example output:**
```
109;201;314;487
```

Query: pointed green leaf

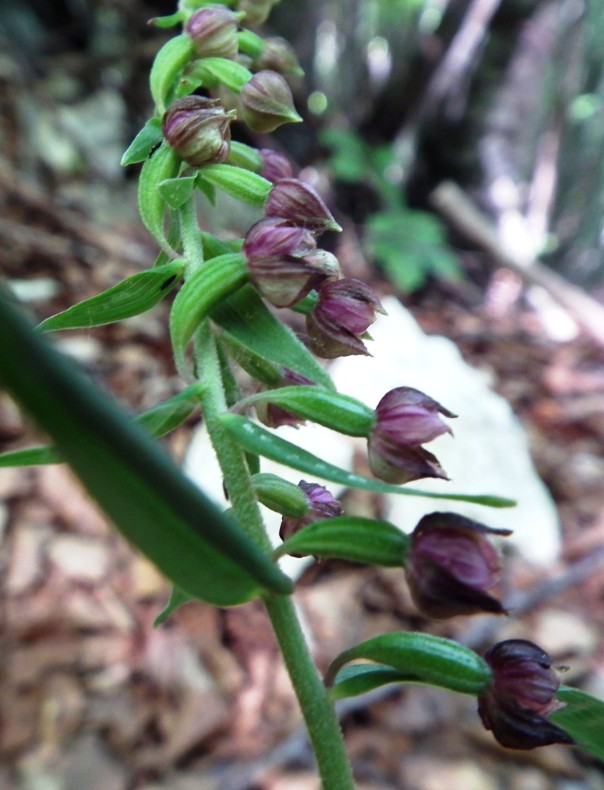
275;516;410;566
138;142;181;252
198;164;272;207
197;57;252;93
0;445;63;467
170;252;248;376
154;585;194;626
37;260;184;332
326;632;491;697
158;176;197;209
551;686;604;761
150;11;185;29
0;290;292;606
121;117;163;166
150;33;194;113
240;386;374;437
221;414;516;508
328;664;411;701
212;285;334;389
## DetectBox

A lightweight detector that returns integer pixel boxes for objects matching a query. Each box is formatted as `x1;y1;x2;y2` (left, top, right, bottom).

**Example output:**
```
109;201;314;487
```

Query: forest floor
1;149;604;790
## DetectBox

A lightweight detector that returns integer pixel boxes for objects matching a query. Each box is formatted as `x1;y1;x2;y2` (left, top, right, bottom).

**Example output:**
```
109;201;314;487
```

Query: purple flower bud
368;387;456;484
260;148;294;183
240;70;302;133
478;640;574;749
405;512;510;619
256;369;315;429
239;0;279;26
265;178;342;233
162;96;236;168
254;37;304;77
243;218;337;307
185;5;240;60
280;481;342;551
306;278;384;358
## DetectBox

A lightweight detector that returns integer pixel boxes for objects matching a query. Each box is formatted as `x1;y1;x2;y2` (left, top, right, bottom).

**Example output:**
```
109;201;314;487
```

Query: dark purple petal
265;178;342;233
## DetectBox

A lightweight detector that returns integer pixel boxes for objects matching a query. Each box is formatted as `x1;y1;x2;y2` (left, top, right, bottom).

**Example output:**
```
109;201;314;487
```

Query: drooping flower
240;70;302;133
265;178;342;233
368;386;455;483
306;278;384;358
238;0;279;26
185;5;240;60
260;148;294;183
405;512;510;619
162;96;236;168
478;640;574;749
279;481;342;549
243;218;339;307
253;37;304;77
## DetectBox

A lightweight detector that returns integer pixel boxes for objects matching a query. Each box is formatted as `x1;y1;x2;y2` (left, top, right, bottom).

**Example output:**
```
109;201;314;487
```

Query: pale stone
48;534;110;582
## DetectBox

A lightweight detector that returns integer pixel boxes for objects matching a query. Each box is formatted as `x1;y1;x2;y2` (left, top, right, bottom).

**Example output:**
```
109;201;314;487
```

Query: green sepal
154;585;194;626
150;33;195;113
121;117;163;166
197;164;272;207
326;632;491;697
0;290;292;606
158;175;197;209
227;140;263;172
170;252;248;377
0;383;202;467
196;57;252;93
221;413;516;508
252;472;310;517
274;516;410;566
138;142;181;252
37;260;184;332
239;386;375;437
551;686;604;761
237;29;265;59
149;11;185;29
211;285;334;389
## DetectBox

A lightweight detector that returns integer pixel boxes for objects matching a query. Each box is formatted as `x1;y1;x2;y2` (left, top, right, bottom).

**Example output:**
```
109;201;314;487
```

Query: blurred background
1;1;604;788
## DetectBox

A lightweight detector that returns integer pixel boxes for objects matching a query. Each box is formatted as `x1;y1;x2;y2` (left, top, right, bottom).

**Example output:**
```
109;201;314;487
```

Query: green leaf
121;117;163;166
150;33;194;113
275;515;410;566
551;686;604;761
0;290;292;606
149;11;185;29
0;384;202;468
212;285;334;389
328;664;411;700
197;57;252;93
138;142;181;252
227;140;263;172
158;176;197;209
198;164;272;207
240;386;374;437
221;414;516;508
170;252;248;376
237;29;265;59
326;632;491;698
154;585;194;626
37;260;184;332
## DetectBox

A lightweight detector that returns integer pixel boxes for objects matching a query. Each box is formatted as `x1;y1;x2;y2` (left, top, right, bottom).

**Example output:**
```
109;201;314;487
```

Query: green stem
179;197;205;279
194;322;355;790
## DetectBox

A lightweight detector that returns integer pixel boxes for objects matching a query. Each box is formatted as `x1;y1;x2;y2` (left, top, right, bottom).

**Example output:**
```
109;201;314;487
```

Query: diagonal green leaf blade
551;686;604;761
121;117;163;167
150;33;194;113
221;414;516;508
37;260;184;332
0;290;292;605
138;142;181;252
329;664;411;701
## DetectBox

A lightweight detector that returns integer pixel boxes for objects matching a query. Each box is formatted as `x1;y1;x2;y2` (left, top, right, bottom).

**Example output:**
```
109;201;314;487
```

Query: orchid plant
0;1;603;786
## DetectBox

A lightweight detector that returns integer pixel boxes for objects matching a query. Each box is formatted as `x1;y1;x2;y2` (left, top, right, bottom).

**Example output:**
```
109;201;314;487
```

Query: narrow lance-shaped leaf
550;686;604;762
0;289;292;605
150;33;195;113
198;165;272;207
121;117;163;167
170;253;249;378
196;57;253;93
275;516;410;567
221;414;516;508
154;585;194;626
138;142;181;253
0;383;203;468
37;260;185;332
212;285;334;390
159;176;197;210
326;632;492;699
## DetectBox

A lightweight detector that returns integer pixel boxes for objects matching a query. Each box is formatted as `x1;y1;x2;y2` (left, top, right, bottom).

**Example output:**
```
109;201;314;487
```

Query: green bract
150;33;195;113
138;142;181;252
198;164;272;206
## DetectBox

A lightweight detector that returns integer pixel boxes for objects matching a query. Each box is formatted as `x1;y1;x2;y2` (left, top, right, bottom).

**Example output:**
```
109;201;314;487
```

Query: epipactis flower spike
265;178;342;233
162;95;236;168
478;639;575;749
240;70;302;133
405;512;511;619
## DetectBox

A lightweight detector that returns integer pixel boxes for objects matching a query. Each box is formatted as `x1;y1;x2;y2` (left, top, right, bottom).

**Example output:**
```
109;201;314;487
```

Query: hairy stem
194;322;355;789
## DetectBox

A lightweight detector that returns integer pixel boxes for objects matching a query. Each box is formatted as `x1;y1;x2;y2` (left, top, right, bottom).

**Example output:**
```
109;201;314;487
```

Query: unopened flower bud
478;640;574;749
254;37;304;77
280;481;342;551
162;96;236;168
265;178;342;233
240;70;302;133
243;218;333;307
406;512;510;619
239;0;279;26
256;369;315;428
306;278;383;358
368;387;455;484
260;148;294;183
185;5;240;60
